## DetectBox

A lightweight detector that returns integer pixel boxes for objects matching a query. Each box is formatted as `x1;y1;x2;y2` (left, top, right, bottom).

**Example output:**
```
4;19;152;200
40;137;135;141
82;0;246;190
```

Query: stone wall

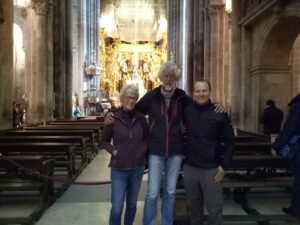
0;0;13;130
232;0;300;132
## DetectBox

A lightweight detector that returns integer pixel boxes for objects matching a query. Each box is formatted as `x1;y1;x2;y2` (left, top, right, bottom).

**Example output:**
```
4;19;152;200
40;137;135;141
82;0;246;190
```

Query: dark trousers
183;164;223;225
291;151;300;210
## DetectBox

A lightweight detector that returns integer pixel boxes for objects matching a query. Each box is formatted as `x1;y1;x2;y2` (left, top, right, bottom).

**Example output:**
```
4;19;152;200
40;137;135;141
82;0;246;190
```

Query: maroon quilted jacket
100;109;148;169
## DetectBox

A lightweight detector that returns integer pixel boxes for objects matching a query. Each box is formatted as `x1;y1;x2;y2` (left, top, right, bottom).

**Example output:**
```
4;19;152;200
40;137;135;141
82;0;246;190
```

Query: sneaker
282;207;300;218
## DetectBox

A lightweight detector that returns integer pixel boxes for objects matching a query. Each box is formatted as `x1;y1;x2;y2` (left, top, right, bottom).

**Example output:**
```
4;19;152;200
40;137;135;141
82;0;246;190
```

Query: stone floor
2;150;300;225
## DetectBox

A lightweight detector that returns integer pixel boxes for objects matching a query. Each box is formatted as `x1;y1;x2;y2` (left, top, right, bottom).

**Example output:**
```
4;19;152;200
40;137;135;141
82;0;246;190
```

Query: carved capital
207;6;218;16
31;0;49;15
21;8;28;18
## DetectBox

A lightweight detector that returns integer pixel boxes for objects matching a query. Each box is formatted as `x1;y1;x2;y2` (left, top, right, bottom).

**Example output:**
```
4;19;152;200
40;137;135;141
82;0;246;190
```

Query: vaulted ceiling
100;0;167;43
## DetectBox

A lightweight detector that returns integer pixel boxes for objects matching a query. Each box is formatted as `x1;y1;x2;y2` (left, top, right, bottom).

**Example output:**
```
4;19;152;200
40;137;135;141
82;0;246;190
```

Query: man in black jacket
259;99;283;135
183;80;235;225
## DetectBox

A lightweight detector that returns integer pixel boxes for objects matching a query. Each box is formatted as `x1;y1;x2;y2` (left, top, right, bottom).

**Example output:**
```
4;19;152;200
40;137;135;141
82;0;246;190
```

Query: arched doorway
255;16;300;131
242;8;300;132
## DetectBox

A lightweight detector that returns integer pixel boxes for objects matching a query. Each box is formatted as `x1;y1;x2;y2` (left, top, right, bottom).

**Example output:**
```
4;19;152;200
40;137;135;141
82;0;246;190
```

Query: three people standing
104;62;226;225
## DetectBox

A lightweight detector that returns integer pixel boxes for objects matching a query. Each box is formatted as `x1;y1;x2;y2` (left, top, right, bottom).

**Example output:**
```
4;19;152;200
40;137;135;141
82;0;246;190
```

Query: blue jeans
291;150;300;209
109;166;144;225
143;155;183;225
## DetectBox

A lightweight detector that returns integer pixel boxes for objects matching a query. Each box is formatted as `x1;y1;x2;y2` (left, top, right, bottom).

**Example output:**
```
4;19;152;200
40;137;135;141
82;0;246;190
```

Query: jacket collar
193;100;213;109
152;86;187;100
114;108;144;120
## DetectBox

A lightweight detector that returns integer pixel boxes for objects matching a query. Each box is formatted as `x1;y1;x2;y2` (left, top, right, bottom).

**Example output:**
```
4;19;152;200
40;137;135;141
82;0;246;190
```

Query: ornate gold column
0;0;14;129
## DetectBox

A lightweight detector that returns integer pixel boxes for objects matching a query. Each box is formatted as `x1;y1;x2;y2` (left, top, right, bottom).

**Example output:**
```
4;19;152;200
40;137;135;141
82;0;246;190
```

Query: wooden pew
0;155;55;225
236;129;270;141
175;129;293;224
24;126;100;152
0;135;88;168
4;130;97;160
49;121;104;126
25;126;101;158
0;142;76;181
235;142;272;155
175;155;293;224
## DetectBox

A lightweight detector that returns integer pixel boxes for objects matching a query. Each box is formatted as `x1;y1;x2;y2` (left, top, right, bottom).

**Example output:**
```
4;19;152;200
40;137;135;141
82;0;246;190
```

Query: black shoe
282;207;300;218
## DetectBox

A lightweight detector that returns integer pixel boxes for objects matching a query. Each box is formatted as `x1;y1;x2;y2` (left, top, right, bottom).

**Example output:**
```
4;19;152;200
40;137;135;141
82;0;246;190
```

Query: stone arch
260;16;300;66
251;9;300;132
254;9;300;67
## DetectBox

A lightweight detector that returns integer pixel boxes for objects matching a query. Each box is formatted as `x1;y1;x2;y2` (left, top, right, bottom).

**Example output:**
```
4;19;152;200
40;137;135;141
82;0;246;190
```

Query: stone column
208;6;220;102
181;0;194;95
0;0;14;129
193;0;205;81
27;0;49;123
83;0;100;116
169;0;203;95
230;0;242;126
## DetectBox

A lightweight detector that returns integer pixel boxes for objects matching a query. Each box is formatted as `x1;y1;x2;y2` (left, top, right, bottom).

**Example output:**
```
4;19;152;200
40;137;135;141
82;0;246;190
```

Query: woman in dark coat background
273;93;300;218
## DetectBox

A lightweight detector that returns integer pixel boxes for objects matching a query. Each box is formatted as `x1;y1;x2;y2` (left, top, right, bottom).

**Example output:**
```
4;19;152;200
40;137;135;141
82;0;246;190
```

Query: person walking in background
183;80;235;225
13;101;21;128
259;99;284;135
273;93;300;218
101;84;148;225
73;106;81;117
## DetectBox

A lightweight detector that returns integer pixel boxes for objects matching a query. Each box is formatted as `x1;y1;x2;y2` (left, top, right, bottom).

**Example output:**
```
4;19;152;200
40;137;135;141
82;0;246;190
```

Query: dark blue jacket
183;101;235;170
273;94;300;153
135;86;192;156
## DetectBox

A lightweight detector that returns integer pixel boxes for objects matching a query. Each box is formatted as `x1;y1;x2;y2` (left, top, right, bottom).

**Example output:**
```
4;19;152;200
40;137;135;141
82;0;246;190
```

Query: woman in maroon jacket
101;84;148;225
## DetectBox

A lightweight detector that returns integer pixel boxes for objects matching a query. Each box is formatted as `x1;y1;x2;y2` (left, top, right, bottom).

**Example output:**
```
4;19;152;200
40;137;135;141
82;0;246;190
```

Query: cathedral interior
0;0;300;224
0;0;300;132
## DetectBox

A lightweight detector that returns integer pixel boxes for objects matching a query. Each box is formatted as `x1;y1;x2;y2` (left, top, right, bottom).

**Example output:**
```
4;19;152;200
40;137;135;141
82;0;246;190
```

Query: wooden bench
0;155;55;225
175;176;294;225
175;154;294;225
0;135;88;169
49;121;104;126
4;130;97;161
0;142;76;180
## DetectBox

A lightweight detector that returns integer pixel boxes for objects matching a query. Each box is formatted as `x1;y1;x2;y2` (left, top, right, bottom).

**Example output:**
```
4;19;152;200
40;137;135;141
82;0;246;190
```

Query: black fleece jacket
135;86;192;156
183;101;235;170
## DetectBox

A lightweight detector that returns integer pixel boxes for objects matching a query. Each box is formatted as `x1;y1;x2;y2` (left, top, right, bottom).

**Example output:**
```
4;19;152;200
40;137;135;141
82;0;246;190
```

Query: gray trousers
183;164;223;225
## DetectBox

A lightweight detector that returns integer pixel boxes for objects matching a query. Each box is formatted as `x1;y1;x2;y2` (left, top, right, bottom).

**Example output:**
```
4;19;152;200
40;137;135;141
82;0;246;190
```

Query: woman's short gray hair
120;84;139;99
157;61;180;80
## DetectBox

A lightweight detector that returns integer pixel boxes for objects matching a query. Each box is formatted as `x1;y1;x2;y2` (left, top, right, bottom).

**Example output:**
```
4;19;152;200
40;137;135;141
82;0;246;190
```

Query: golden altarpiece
99;28;167;105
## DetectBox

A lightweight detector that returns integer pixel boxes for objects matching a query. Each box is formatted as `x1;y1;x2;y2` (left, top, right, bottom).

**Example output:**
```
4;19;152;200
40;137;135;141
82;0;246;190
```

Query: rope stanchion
0;154;111;185
0;154;148;186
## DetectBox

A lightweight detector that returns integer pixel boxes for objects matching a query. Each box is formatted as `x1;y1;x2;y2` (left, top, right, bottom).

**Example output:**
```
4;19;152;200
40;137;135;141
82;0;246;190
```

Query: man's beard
161;84;175;92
